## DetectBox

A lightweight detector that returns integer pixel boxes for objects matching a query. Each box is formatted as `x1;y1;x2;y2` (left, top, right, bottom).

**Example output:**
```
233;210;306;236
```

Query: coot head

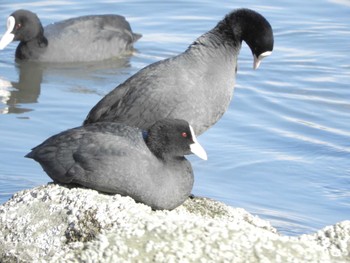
146;119;207;161
0;9;46;50
226;8;274;69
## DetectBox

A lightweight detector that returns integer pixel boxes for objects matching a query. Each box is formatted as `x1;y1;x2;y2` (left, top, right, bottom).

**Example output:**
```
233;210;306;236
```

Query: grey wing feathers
84;59;175;127
26;123;148;183
25;128;85;183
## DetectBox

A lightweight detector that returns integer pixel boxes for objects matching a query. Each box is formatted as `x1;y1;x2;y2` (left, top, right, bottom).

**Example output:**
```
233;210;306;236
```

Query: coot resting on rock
26;119;207;210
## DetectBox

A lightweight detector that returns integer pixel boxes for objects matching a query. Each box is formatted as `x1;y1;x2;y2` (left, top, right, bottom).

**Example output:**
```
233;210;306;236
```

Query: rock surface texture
0;184;349;262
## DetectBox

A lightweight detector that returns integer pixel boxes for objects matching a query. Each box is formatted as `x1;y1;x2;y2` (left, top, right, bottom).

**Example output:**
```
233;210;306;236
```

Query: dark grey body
10;10;141;62
26;122;194;210
84;9;274;135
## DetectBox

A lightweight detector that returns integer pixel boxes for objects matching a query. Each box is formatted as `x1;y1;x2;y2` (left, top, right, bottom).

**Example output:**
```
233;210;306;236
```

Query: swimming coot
0;9;141;62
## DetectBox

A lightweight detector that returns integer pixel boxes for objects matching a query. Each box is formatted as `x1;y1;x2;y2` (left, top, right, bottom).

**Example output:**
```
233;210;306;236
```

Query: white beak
253;51;272;70
0;16;16;50
189;125;207;160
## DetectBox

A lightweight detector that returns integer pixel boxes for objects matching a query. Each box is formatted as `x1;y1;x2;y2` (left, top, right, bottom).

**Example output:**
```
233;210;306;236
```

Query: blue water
0;0;349;236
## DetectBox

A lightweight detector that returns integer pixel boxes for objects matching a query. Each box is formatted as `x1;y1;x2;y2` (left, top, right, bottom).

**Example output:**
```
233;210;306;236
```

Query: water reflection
10;62;42;114
0;56;132;114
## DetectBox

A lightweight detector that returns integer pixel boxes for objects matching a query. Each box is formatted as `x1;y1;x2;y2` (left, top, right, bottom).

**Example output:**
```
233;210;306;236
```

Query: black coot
0;9;141;62
26;119;207;210
84;8;274;135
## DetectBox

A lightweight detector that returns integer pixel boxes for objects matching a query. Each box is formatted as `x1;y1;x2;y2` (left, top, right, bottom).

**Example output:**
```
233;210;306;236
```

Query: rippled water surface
0;0;349;236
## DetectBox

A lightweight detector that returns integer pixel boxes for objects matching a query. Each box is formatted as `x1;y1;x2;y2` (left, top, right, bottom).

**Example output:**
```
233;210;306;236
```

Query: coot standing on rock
84;8;274;135
26;119;207;210
0;9;141;62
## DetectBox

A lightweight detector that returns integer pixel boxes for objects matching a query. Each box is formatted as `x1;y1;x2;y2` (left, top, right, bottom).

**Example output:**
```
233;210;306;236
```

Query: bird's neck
184;21;241;67
144;132;166;160
191;17;241;48
143;132;186;162
16;35;48;60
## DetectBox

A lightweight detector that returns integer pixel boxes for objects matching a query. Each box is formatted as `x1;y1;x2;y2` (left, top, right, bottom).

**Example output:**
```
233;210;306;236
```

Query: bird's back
84;38;237;135
26;123;149;184
41;15;141;62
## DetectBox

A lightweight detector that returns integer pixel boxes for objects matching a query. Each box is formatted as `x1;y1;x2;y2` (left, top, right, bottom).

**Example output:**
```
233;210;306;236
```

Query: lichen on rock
0;184;349;262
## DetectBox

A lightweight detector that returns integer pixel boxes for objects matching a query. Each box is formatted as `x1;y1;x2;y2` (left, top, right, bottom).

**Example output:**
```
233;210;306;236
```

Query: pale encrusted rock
0;184;349;262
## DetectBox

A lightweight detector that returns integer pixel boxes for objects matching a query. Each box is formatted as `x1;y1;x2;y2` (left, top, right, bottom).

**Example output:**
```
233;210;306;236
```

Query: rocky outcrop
0;184;349;262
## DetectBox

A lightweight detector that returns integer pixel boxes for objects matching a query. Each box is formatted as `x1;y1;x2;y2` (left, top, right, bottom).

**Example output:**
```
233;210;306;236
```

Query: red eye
181;132;187;138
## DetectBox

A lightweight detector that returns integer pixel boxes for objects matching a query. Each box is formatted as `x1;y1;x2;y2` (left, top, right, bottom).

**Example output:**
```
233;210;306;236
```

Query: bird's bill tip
253;51;272;70
189;125;207;160
0;16;16;50
190;142;207;160
0;32;15;50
